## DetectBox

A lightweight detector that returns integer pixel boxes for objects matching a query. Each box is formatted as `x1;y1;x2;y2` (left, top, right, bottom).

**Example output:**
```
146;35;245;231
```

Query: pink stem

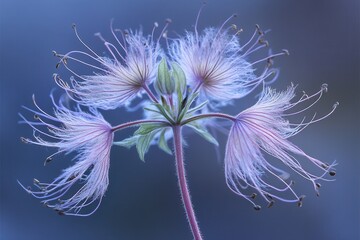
111;119;167;132
173;126;203;240
142;84;158;103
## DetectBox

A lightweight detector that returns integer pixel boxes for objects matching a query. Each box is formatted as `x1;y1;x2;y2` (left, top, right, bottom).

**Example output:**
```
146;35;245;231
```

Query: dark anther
72;23;76;29
265;194;273;200
329;171;336;176
267;201;275;208
253;205;261;211
34;114;39;120
67;175;76;182
52;50;58;56
181;96;188;110
232;14;238;18
55;209;65;216
27;186;32;191
316;183;321;188
259;39;269;47
55;62;61;69
250;193;257;199
321;163;329;169
297;195;306;207
161;95;167;106
44;157;52;166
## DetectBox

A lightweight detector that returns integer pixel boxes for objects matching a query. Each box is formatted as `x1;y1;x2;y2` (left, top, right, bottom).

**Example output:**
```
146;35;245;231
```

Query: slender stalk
143;84;159;103
111;119;167;132
173;126;203;240
181;113;236;125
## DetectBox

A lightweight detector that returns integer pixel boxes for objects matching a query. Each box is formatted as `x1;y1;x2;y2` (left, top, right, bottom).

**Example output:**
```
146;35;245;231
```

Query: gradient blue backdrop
1;0;359;239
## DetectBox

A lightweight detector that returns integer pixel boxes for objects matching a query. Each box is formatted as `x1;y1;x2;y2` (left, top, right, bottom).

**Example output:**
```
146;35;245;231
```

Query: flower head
224;85;337;209
19;95;113;216
54;24;161;110
170;19;281;103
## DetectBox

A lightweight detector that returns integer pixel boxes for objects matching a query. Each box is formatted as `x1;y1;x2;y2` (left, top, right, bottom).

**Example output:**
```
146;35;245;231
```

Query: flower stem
173;125;203;240
143;84;158;103
111;119;168;132
181;113;236;125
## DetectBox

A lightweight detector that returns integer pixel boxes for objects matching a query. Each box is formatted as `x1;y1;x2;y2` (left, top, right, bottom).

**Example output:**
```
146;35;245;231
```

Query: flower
170;22;281;103
224;85;338;209
54;24;161;110
19;94;114;216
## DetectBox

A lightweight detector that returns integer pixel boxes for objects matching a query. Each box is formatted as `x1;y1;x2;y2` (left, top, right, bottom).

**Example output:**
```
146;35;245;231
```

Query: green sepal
113;136;138;149
136;130;159;162
158;129;172;155
178;92;199;122
171;62;186;105
187;100;208;115
187;122;219;146
156;58;174;95
135;123;166;135
154;103;175;124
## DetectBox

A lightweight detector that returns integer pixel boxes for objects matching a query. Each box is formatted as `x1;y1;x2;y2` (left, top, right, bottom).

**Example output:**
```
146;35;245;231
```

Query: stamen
72;24;102;60
195;1;207;42
110;19;127;53
157;18;172;44
253;205;261;211
215;13;237;40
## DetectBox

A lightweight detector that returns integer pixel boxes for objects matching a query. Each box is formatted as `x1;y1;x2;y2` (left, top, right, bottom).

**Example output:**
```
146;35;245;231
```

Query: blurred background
0;0;359;239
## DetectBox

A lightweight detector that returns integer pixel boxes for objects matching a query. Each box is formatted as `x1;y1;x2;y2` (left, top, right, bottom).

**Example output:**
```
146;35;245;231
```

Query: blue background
0;0;359;239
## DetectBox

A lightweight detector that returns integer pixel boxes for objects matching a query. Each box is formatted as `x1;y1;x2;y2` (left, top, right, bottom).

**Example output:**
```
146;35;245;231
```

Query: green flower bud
156;58;175;95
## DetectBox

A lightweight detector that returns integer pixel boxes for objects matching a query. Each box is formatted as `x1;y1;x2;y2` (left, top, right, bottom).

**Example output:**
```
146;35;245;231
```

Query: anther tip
253;205;261;211
282;49;290;55
20;137;29;143
321;83;328;92
165;18;172;24
267;201;274;208
329;170;336;176
72;23;76;29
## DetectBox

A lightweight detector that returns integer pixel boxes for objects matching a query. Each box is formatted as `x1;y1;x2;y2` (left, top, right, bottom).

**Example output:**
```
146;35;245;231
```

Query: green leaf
158;129;172;155
156;58;174;95
135;123;166;135
178;92;199;122
136;130;159;161
113;136;138;149
154;103;175;124
171;62;186;105
187;123;219;146
187;100;208;115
